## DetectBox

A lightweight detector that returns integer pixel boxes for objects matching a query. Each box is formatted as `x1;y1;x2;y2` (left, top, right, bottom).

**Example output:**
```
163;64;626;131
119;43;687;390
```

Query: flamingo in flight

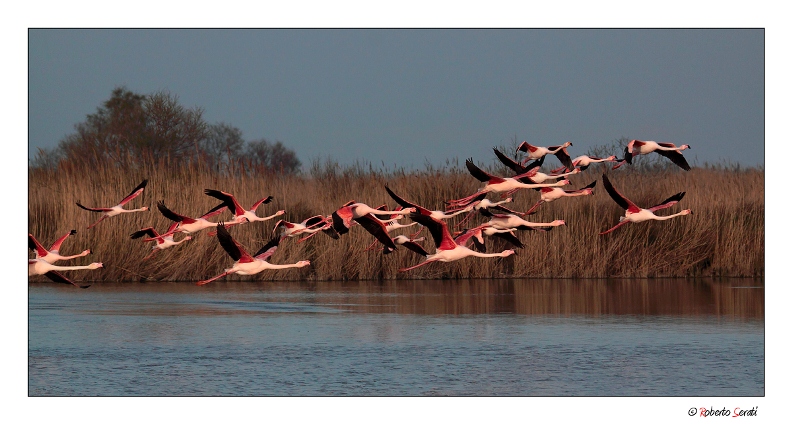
130;222;192;260
550;154;620;173
28;258;103;289
197;223;310;286
156;200;239;234
272;215;338;243
479;208;566;232
29;230;91;264
623;139;691;171
454;224;525;252
446;159;572;207
76;179;149;229
364;206;420;250
331;201;416;250
385;185;473;236
493;148;579;184
445;192;523;228
524;180;597;215
378;235;429;257
203;189;285;224
599;173;692;235
516;141;574;169
398;213;516;272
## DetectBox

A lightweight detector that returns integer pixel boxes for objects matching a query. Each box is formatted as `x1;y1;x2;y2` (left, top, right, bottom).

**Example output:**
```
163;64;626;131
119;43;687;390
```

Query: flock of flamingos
28;139;693;288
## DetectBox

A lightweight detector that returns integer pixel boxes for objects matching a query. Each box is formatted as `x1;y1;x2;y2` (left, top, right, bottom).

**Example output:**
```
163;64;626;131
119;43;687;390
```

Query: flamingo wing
331;207;354;235
492;231;524;248
602;174;639;212
303;215;329;228
552;146;574;170
354;214;398;250
29;234;49;257
130;227;159;240
215;223;251;262
199;202;229;220
465;159;504;184
400;240;428;257
516;141;537;153
409;212;456;251
384;185;430;215
76;202;112;212
599;220;631;235
249;196;274;211
252;236;281;261
118;179;148;206
564;180;596;194
655;149;691;171
204;189;245;216
48;229;78;252
493;148;528;174
648;192;686;212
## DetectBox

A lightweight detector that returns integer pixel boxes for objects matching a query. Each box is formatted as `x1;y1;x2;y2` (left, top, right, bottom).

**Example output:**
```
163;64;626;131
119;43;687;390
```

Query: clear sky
29;28;764;170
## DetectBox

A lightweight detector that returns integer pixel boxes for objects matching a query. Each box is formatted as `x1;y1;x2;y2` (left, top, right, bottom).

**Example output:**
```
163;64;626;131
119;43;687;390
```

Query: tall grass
28;157;764;283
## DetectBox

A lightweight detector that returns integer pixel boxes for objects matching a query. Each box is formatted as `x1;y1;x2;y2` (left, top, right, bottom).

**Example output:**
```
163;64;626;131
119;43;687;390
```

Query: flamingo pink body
624;140;691;171
600;173;692;235
131;223;192;259
204;189;285;224
516;141;574;168
76;179;149;228
156;201;239;235
28;258;103;288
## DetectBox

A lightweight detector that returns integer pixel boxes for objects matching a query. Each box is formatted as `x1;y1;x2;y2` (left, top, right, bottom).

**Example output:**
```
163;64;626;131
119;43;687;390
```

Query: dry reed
28;158;764;283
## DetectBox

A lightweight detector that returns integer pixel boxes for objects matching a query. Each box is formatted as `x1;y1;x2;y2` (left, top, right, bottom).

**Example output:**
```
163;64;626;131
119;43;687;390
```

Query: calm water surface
28;278;764;396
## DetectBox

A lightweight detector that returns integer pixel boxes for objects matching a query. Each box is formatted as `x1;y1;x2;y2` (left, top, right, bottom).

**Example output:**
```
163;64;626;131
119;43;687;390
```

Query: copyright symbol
688;408;697;416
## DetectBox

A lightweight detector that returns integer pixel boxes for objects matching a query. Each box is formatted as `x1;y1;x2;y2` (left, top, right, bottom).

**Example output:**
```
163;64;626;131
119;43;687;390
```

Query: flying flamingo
29;231;91;264
524;180;597;215
445;193;523;229
549;154;620;173
516;141;574;169
398;213;516;272
479;209;567;231
364;207;420;250
446;159;572;207
196;223;310;286
493;148;579;184
28;258;103;289
76;179;149;229
130;223;192;260
623;139;691;171
385;185;473;236
156;200;240;234
599;173;692;235
272;215;338;242
331;201;416;250
378;235;429;257
454;225;525;252
203;189;285;224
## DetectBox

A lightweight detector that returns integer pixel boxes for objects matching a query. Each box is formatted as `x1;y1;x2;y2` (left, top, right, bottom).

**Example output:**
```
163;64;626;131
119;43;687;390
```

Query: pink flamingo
550;155;620;173
516;141;574;169
272;215;338;242
480;209;567;231
445;193;523;229
130;223;192;260
398;213;515;272
29;231;91;264
600;173;692;235
203;189;285;224
156;200;240;234
446;159;571;207
197;223;310;286
28;258;103;289
331;201;416;250
524;180;597;215
494;147;579;184
623;139;691;171
76;179;149;229
454;225;525;252
380;235;429;257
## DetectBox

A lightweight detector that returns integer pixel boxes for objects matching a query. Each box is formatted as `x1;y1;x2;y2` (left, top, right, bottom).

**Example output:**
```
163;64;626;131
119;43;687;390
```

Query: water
28;278;764;396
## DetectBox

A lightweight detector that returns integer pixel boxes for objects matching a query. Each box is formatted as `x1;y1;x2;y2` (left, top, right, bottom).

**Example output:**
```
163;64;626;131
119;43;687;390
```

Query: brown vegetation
28;157;764;283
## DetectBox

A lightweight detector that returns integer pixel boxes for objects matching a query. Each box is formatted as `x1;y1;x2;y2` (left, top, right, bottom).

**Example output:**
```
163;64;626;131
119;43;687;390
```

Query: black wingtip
70;229;77;235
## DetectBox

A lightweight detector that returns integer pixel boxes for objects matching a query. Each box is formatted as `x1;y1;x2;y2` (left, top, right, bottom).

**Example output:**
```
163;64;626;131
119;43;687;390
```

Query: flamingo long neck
46;263;100;271
652;211;689;221
467;250;511;258
250;212;281;222
439;208;468;219
515;180;567;189
657;144;688;152
564;191;591;198
265;262;307;270
121;207;147;213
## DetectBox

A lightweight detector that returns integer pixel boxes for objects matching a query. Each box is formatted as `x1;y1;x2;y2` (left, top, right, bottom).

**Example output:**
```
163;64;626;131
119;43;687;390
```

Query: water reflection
32;278;763;319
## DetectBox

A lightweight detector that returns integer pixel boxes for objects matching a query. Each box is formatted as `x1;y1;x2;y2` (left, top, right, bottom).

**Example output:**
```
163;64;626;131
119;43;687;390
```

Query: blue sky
28;28;764;169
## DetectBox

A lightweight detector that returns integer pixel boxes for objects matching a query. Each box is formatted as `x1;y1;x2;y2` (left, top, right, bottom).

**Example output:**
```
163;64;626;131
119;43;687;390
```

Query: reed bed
28;158;764;283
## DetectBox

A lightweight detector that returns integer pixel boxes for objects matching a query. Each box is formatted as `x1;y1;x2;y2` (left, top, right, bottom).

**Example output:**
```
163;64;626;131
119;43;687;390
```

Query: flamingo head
681;144;691;150
276;210;286;216
682;209;693;215
564;141;573;147
297;260;311;267
184;236;193;241
501;249;516;257
141;206;149;211
559;179;572;186
607;155;617;161
88;262;103;269
552;220;566;226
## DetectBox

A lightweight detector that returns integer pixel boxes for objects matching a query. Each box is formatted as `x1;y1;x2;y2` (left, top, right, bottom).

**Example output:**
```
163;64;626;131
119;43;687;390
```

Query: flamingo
599;173;692;235
28;258;103;289
29;231;91;264
516;141;574;169
363;206;420;250
524;180;597;215
480;209;567;231
623;140;691;171
385;185;473;236
196;223;310;286
130;223;192;260
380;235;429;257
76;179;149;229
330;201;416;250
203;189;285;224
446;159;572;207
445;193;523;228
272;215;338;242
398;213;516;272
550;155;620;173
156;200;240;234
493;147;579;184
